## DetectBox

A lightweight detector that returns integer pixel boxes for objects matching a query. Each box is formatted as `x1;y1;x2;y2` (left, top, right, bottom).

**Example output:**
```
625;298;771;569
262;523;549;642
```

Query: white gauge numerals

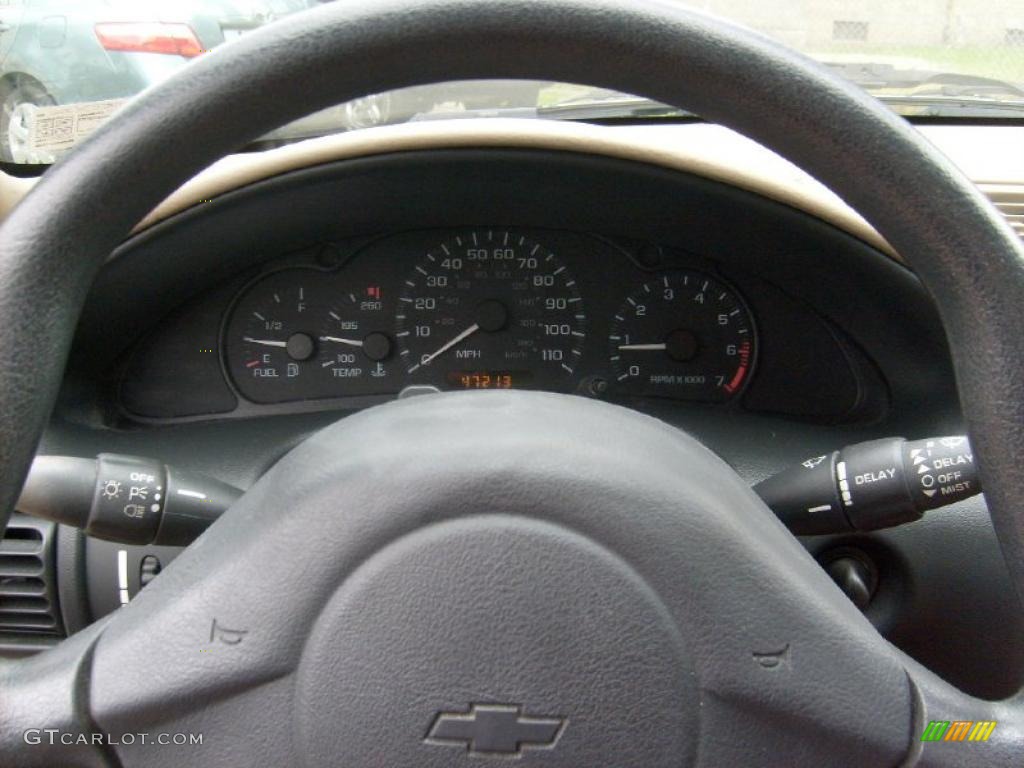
395;230;586;390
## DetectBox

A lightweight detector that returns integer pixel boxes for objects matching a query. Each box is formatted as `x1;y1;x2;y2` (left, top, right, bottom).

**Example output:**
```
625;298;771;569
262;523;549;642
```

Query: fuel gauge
227;273;325;403
226;272;396;403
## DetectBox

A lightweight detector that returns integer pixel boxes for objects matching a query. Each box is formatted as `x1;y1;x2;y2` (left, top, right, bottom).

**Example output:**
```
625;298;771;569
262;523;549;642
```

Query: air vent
0;514;62;636
979;183;1024;242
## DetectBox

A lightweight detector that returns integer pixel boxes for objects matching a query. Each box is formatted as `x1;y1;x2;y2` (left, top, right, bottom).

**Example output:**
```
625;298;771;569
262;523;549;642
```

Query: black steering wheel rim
1;0;1023;765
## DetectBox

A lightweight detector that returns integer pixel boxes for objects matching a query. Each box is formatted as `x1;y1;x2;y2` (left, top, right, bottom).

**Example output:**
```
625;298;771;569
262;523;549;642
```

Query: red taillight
95;22;204;58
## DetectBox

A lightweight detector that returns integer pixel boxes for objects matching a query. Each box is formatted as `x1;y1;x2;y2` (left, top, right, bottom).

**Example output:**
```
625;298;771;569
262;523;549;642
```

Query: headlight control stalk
16;454;241;546
753;436;980;535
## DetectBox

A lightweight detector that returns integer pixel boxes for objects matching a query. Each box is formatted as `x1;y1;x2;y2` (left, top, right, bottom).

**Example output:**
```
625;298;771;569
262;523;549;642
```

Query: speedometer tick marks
396;230;585;391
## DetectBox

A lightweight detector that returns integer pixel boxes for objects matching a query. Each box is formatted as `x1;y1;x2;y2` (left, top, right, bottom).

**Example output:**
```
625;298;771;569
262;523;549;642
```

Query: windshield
1;1;1022;164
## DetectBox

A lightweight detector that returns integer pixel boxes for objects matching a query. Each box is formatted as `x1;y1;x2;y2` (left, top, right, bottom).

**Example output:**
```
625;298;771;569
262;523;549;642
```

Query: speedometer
395;229;586;390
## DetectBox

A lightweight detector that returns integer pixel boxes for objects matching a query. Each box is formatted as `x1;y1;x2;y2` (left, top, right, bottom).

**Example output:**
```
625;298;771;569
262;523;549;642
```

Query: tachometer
395;229;586;390
609;271;755;402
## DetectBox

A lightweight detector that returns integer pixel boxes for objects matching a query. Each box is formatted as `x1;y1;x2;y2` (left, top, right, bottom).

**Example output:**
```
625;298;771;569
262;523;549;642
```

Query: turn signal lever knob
15;454;241;545
754;436;980;535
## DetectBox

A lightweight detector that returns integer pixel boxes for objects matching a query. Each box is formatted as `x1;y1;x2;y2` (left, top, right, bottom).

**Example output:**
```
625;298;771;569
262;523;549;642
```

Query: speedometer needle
419;323;480;366
243;337;288;348
618;343;668;351
319;335;364;347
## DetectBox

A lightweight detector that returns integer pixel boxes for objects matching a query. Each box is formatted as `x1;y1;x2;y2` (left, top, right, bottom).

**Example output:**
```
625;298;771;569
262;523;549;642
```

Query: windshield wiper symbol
425;703;565;756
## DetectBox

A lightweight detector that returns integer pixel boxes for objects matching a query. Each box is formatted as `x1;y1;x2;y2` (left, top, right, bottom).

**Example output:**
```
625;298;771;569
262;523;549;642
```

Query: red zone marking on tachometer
723;340;752;394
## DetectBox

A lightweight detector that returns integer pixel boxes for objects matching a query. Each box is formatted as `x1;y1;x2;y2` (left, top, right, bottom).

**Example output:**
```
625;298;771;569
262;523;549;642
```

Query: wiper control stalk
755;436;980;535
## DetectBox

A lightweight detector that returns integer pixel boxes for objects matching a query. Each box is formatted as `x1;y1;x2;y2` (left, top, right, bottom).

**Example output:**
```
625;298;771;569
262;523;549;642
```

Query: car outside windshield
1;0;1021;164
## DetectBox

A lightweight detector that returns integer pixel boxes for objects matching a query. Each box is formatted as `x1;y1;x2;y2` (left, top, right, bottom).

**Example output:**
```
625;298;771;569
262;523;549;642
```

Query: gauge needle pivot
420;323;480;366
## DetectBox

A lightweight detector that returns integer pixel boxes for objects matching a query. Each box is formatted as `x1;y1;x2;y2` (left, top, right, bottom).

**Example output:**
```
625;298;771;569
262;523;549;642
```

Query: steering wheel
2;1;1023;765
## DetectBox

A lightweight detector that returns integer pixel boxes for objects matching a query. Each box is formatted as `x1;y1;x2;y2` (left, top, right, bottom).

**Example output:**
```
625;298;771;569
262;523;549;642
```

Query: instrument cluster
222;228;758;406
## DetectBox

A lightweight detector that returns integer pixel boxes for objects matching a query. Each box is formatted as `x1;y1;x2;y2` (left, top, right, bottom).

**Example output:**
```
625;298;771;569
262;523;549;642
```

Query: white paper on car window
26;98;128;158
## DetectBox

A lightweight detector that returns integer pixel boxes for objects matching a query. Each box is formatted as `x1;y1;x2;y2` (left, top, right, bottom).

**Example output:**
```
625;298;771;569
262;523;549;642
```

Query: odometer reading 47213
395;230;586;390
609;271;756;402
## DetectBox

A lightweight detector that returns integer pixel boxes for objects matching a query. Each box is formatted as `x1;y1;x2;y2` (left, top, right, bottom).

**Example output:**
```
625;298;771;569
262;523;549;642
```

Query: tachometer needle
243;337;288;348
618;343;668;351
419;323;480;366
319;335;364;347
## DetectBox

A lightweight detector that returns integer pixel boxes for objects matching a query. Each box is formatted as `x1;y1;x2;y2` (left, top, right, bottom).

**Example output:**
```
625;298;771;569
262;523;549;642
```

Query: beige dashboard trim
0;173;34;224
131;119;898;257
2;120;1020;258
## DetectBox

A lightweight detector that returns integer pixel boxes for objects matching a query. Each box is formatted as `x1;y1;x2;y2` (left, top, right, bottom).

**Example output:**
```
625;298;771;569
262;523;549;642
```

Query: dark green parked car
0;1;314;162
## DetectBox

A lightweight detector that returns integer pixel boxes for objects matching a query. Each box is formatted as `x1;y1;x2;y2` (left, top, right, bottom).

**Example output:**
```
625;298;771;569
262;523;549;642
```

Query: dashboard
9;123;1020;702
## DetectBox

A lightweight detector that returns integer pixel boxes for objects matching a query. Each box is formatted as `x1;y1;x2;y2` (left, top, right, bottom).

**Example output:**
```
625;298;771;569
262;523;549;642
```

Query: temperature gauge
225;271;395;403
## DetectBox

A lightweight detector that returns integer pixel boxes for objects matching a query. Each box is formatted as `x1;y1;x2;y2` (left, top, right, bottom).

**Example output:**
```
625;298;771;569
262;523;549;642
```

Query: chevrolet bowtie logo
425;703;566;756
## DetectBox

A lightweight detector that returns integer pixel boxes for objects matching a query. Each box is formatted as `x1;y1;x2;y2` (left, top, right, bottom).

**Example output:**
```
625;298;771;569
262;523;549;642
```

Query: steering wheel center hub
294;513;695;766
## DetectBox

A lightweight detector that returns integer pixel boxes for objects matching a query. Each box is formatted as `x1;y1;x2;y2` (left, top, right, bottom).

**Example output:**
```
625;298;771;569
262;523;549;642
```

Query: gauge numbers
226;271;395;403
610;271;755;402
395;230;586;390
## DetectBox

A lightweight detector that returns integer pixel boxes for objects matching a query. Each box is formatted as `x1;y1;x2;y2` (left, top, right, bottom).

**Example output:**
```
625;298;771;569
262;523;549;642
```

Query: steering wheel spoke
899;653;1024;767
0;620;109;767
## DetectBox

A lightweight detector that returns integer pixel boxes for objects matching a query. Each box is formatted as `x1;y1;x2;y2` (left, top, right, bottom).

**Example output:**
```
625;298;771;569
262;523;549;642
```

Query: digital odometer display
395;230;586;390
446;371;534;389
